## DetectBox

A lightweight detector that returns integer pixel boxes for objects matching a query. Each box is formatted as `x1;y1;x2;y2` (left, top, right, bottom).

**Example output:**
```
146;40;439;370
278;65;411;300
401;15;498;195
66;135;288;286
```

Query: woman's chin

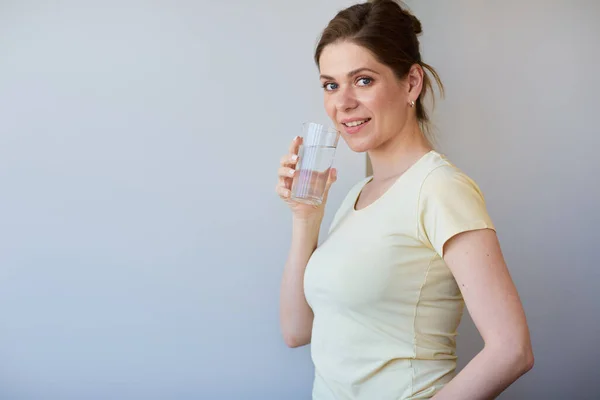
344;137;373;154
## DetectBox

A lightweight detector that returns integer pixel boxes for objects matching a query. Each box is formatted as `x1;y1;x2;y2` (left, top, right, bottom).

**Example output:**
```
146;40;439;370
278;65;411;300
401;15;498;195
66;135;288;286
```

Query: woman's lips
341;118;371;134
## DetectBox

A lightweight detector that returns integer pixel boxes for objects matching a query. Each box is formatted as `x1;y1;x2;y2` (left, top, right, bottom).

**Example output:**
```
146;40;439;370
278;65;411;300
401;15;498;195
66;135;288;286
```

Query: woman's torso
304;151;494;399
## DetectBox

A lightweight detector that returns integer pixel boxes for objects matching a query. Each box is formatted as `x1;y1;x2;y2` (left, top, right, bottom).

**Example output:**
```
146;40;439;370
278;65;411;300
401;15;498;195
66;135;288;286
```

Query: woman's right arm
279;217;321;347
276;136;337;348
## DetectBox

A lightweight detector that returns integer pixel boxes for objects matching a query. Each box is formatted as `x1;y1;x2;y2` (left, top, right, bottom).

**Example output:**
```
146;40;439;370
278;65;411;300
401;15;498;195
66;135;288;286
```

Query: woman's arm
277;137;338;348
432;228;534;400
279;217;321;348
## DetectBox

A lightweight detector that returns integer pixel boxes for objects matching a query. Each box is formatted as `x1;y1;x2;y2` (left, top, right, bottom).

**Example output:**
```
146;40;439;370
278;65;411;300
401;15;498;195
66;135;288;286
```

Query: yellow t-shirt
304;150;495;400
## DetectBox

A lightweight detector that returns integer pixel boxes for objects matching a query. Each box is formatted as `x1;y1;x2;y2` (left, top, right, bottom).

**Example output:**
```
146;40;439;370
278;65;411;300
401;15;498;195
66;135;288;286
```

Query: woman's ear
407;63;424;99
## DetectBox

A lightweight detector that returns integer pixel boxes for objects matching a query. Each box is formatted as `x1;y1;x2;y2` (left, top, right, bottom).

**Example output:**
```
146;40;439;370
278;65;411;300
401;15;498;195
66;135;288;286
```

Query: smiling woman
315;1;443;150
276;1;534;399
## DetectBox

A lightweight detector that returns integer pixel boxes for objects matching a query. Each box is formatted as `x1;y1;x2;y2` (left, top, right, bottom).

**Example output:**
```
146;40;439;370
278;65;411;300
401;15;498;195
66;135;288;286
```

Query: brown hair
314;0;444;139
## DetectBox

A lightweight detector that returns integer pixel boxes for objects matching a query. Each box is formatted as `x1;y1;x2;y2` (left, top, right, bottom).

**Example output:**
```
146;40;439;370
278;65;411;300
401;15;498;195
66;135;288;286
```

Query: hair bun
409;14;422;34
369;0;423;35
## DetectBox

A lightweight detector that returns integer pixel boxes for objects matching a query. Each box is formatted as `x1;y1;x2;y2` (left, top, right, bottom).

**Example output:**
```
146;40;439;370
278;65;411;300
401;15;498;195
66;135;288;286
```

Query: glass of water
290;122;340;206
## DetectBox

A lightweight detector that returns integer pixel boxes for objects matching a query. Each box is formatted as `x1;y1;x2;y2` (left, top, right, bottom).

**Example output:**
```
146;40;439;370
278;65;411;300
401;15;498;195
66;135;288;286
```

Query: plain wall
0;1;363;399
3;1;599;399
405;0;600;398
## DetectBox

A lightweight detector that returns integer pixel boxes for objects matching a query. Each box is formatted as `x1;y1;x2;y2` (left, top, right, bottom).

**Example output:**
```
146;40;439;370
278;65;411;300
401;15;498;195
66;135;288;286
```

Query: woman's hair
314;0;444;139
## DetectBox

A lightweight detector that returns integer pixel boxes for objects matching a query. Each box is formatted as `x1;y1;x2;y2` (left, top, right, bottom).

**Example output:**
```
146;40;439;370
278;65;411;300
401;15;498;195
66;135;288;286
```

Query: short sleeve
417;166;495;257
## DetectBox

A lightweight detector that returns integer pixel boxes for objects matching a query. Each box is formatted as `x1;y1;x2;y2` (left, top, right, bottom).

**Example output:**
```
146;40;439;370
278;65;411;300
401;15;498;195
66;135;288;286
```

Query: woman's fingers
278;166;296;189
288;136;302;157
278;166;296;179
322;168;338;203
275;184;291;199
280;153;299;168
275;137;303;203
328;167;337;186
324;168;337;191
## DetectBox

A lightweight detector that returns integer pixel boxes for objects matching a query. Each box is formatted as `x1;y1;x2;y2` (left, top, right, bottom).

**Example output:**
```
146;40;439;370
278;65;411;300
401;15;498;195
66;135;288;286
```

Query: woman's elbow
519;344;535;374
282;332;311;348
487;336;534;376
499;340;535;376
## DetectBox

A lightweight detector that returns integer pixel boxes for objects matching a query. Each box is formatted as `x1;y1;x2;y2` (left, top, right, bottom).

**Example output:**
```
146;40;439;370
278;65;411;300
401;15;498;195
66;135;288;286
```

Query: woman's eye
323;82;338;91
357;77;373;86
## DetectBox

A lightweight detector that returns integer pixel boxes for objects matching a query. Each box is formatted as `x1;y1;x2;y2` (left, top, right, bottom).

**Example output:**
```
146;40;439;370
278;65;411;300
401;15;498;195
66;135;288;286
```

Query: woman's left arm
432;228;534;400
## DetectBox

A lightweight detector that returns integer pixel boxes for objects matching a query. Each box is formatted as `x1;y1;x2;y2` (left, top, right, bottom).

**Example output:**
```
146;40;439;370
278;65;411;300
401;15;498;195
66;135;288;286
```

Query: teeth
344;119;369;127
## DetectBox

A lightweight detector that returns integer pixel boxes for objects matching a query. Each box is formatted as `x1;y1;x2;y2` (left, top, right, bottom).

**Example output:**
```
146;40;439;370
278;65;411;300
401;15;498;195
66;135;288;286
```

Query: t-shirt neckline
352;150;437;213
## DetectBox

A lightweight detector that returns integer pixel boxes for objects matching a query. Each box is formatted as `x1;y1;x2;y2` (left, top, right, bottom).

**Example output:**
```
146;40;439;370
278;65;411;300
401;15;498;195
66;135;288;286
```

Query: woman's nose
335;87;359;112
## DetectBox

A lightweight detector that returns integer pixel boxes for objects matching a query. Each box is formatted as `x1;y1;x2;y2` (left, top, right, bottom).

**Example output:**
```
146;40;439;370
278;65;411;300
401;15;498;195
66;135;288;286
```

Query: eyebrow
319;67;380;81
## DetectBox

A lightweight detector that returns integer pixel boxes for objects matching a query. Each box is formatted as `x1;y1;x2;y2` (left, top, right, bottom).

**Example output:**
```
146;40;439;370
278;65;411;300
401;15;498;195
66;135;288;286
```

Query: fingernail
291;154;298;161
293;136;300;141
289;169;295;176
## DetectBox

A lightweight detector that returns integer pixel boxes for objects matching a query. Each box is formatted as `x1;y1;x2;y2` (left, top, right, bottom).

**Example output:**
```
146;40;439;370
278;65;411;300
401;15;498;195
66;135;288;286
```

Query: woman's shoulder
417;152;494;256
419;151;484;197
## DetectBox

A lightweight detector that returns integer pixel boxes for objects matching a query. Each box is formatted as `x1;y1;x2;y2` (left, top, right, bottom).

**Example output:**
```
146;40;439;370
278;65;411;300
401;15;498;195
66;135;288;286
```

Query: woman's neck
368;124;432;183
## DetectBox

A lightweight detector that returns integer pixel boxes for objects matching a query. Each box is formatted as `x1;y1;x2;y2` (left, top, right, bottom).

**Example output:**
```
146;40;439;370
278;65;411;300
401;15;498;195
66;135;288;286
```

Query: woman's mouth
341;118;371;134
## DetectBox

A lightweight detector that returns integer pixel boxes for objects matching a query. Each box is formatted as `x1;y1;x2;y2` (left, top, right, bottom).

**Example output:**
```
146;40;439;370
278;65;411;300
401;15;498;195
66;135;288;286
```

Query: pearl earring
409;100;415;107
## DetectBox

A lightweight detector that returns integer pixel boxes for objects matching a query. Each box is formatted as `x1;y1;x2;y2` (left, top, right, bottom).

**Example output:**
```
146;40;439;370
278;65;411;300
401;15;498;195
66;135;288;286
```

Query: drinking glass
290;122;340;206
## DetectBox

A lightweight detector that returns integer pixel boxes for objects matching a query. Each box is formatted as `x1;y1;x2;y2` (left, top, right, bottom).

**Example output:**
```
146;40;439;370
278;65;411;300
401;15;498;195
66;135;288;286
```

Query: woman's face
318;41;414;153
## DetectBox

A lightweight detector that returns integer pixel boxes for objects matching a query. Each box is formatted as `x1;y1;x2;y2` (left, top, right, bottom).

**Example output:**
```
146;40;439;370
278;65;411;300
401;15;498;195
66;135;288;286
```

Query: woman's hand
276;136;337;222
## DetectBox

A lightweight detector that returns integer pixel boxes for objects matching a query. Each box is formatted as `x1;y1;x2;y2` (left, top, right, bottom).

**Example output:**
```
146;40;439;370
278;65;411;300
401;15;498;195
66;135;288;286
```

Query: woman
276;1;534;398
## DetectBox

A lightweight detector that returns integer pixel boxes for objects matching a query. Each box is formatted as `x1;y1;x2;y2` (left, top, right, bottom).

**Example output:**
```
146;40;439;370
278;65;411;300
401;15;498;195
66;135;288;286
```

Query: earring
409;100;415;108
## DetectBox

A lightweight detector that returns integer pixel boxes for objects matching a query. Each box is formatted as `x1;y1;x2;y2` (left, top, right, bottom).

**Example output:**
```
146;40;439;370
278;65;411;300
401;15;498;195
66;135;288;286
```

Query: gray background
1;0;598;399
